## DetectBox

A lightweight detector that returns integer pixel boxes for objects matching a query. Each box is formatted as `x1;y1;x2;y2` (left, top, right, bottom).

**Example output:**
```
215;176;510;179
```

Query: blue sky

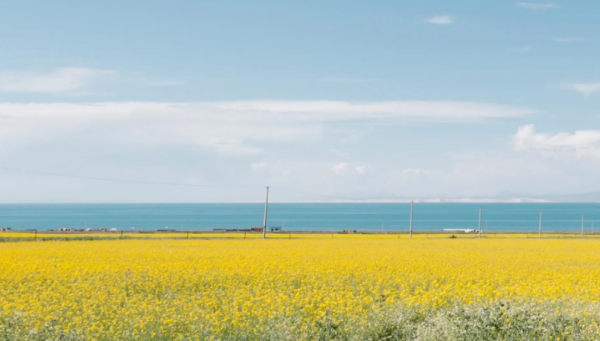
0;0;599;202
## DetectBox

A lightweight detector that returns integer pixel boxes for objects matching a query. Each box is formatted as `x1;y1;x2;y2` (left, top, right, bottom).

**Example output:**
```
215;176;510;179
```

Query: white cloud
330;163;349;175
355;166;366;175
517;2;556;10
328;149;347;155
401;168;425;177
513;124;600;157
0;101;534;155
425;15;454;25
209;100;534;122
251;162;268;170
0;67;114;93
552;38;584;43
565;83;600;96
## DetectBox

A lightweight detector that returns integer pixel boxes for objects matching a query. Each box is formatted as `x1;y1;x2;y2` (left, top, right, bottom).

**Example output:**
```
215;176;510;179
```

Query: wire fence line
0;213;599;232
2;230;600;244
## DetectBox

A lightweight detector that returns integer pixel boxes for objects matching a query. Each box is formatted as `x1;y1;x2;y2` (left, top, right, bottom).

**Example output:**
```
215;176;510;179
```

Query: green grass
1;301;598;340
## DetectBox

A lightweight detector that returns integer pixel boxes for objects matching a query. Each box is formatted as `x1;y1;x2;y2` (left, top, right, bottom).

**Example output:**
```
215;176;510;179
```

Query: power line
0;167;262;188
0;167;393;201
274;186;370;201
0;167;367;200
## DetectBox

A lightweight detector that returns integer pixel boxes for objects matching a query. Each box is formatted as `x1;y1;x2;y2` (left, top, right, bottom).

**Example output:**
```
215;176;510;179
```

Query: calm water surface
0;203;599;232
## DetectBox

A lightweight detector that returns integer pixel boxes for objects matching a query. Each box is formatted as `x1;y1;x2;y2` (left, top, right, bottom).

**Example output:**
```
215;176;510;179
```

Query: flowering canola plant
1;238;600;339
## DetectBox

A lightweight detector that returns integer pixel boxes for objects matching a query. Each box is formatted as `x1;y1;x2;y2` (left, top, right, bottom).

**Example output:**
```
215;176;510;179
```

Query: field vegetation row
2;238;600;340
2;231;599;242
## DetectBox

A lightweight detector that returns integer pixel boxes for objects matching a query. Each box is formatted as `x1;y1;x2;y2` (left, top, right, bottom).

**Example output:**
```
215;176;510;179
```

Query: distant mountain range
330;191;600;203
286;190;600;203
505;191;600;203
426;191;600;203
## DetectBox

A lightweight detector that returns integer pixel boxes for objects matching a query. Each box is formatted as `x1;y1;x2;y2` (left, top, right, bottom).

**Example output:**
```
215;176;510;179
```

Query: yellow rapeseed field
2;238;600;339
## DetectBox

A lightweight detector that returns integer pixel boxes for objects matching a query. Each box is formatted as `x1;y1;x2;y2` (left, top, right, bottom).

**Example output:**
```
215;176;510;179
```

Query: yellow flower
0;237;599;338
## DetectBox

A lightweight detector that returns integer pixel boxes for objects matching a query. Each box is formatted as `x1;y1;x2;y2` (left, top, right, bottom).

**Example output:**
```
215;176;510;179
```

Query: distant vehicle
442;229;478;233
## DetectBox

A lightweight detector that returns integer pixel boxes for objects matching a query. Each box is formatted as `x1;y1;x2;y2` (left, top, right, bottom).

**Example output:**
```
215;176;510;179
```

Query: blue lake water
0;203;599;232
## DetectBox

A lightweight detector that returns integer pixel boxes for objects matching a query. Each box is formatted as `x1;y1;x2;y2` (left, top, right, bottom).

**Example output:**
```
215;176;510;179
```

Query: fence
3;229;600;243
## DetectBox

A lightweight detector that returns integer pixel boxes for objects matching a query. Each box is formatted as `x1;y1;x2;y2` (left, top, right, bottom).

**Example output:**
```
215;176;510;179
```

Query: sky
0;0;599;203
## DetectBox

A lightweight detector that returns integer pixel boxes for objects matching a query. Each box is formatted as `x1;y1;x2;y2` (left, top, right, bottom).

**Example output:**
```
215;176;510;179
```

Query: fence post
539;211;542;239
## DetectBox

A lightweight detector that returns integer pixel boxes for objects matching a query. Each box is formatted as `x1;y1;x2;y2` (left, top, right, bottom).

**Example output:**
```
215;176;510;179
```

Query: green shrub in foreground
2;301;599;341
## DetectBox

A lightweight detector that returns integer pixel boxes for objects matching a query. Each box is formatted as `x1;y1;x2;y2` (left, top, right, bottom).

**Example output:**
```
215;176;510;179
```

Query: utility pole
582;214;585;237
409;201;413;239
539;211;542;239
478;206;482;238
262;186;270;239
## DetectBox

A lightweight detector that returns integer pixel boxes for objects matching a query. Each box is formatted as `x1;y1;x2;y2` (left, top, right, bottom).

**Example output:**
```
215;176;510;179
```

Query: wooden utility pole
262;186;270;239
409;201;413;239
539;211;542;239
478;206;482;238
